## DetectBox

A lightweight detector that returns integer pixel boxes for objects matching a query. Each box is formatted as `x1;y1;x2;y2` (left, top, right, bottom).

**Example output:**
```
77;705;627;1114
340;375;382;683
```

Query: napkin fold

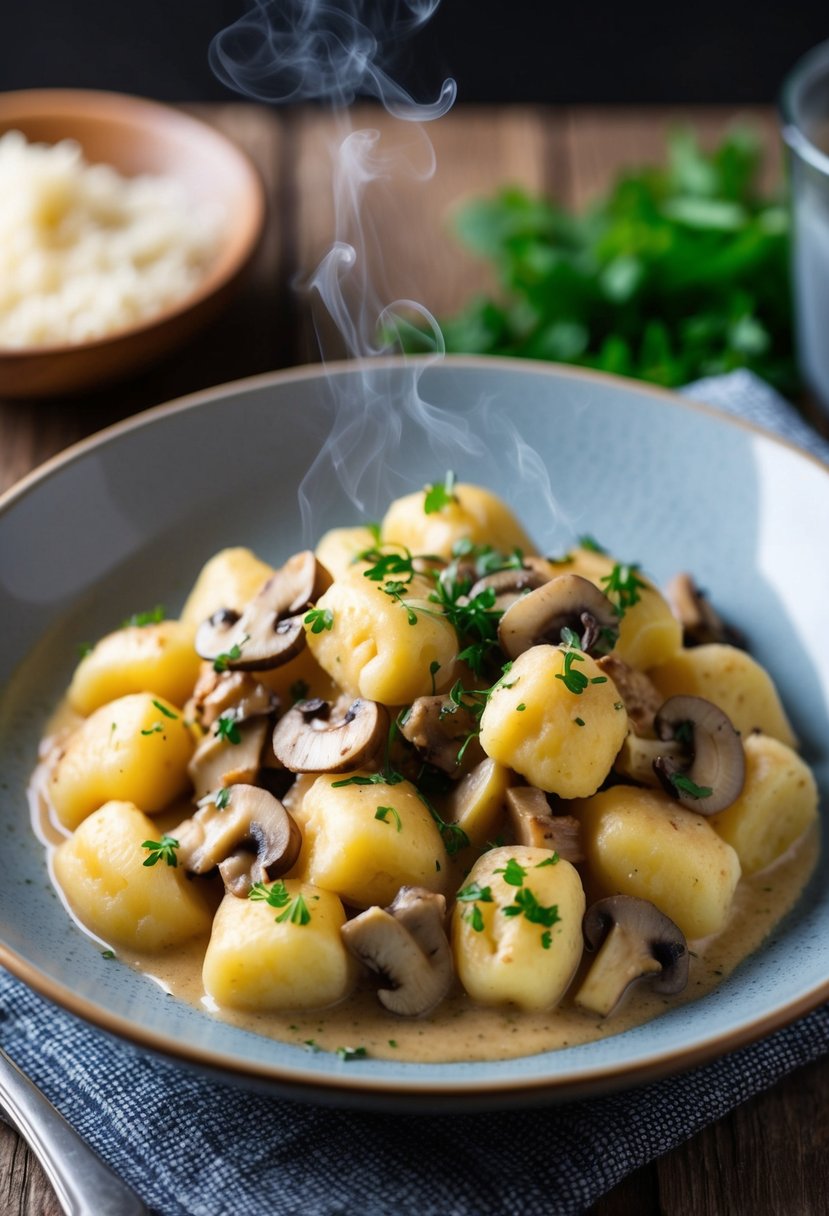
2;369;827;1216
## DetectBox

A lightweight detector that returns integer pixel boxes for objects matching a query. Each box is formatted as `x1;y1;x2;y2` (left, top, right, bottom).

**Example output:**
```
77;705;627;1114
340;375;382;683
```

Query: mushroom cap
654;694;745;815
399;694;482;777
498;573;618;659
195;551;332;671
271;697;388;774
340;886;454;1017
467;561;551;615
187;717;269;802
505;786;584;862
174;783;301;897
576;894;689;1016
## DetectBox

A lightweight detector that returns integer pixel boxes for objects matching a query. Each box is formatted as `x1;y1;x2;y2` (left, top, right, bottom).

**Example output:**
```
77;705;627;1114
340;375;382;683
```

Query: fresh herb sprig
397;129;796;393
141;836;180;867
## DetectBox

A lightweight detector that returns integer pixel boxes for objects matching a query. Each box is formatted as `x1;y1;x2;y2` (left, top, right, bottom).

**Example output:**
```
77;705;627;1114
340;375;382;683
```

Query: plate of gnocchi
1;356;827;1107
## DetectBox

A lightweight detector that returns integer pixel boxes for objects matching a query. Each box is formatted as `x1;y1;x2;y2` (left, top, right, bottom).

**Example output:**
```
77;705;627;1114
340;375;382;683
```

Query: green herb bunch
400;129;795;392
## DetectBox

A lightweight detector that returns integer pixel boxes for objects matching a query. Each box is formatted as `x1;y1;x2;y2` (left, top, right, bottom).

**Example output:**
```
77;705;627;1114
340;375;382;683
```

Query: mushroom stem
575;921;662;1017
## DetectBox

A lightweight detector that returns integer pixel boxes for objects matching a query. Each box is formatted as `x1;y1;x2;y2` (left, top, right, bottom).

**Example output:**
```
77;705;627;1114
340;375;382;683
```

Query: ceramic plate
1;357;827;1109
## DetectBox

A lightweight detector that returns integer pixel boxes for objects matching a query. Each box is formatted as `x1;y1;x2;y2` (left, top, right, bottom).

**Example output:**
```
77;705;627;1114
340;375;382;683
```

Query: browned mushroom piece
341;887;454;1016
666;572;746;649
174;783;302;897
195;551;333;671
575;895;689;1017
467;559;552;614
189;665;278;730
498;573;618;659
399;694;483;777
595;655;662;737
271;697;388;774
505;786;584;863
652;695;745;815
187;716;269;802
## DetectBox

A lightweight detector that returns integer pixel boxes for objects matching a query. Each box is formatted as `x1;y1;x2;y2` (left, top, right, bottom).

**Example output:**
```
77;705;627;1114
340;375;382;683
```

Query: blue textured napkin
2;370;828;1216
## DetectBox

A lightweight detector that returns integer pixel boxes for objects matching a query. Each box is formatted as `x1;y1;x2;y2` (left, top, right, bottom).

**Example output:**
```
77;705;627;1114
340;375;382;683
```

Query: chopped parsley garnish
214;711;242;745
303;1039;321;1053
140;722;164;736
375;805;402;832
555;649;607;695
151;699;178;719
516;703;526;712
670;773;714;800
122;605;165;628
601;562;647;617
336;1045;368;1061
456;881;494;932
429;659;441;694
249;881;313;926
304;607;334;634
502;887;562;931
574;716;585;727
213;635;249;672
332;771;405;790
141;836;180;867
215;787;232;809
578;535;607;554
290;679;310;704
101;949;116;960
77;641;93;659
456;881;494;904
494;858;527;886
424;470;458;514
535;854;560;867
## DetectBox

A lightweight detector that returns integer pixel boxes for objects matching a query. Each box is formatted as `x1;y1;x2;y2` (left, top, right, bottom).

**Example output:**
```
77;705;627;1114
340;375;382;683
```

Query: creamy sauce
31;705;820;1065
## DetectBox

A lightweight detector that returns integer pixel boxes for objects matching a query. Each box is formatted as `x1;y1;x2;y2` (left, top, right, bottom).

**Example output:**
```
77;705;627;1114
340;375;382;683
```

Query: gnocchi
33;478;819;1062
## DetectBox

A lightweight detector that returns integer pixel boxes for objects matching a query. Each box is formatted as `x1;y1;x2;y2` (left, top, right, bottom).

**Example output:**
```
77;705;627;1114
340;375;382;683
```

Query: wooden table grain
2;101;828;1216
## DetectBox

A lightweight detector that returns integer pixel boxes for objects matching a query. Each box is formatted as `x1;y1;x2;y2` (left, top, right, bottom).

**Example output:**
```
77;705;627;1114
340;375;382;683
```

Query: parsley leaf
122;605;165;628
424;471;458;514
141;836;180;867
375;805;402;832
304;607;334;634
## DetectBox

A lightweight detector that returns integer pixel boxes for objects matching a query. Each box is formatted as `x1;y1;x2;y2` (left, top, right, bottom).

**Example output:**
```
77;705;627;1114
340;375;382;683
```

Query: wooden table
2;102;828;1216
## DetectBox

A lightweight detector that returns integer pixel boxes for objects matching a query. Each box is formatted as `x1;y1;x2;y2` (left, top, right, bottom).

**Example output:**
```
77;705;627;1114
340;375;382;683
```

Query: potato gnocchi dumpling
381;481;533;560
575;785;742;939
203;880;355;1012
68;620;201;715
290;772;449;908
36;478;819;1057
709;734;818;875
452;846;585;1011
306;566;458;705
50;692;194;831
53;801;214;950
479;645;628;798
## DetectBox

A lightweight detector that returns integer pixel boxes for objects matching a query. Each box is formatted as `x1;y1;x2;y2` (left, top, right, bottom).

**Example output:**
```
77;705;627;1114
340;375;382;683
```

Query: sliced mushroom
595;655;662;737
195;551;333;671
399;694;482;777
505;786;584;863
498;573;618;659
187;716;269;802
666;572;746;649
575;895;689;1017
467;560;552;614
188;665;278;730
652;695;745;815
174;783;301;897
272;697;388;773
341;886;454;1016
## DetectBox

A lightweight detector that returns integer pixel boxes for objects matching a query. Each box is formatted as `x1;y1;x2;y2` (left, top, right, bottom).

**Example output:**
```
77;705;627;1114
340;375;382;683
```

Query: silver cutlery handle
0;1046;149;1216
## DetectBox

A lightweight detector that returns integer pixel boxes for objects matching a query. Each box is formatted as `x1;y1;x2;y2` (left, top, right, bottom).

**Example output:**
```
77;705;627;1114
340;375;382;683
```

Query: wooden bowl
0;89;266;398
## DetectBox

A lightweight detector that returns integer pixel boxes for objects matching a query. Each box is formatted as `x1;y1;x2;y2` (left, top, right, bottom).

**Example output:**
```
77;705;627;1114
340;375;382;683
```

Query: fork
0;1046;149;1216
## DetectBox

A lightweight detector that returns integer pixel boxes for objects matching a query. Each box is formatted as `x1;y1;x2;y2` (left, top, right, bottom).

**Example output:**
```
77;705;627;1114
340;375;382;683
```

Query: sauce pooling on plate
31;481;821;1062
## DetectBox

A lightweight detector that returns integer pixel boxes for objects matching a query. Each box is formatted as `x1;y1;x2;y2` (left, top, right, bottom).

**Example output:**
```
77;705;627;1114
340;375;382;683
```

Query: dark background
1;1;826;105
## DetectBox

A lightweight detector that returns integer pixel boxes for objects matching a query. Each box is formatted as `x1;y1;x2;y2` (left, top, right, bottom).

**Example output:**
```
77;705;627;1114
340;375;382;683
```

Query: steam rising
210;0;456;118
210;0;560;543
